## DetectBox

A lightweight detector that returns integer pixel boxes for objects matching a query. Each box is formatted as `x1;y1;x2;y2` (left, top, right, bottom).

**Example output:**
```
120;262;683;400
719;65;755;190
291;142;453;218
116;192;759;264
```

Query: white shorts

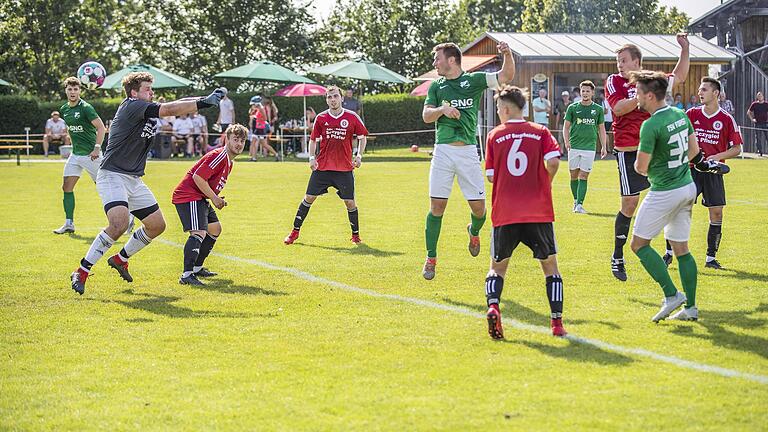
633;182;696;242
429;144;485;200
96;169;159;215
567;149;595;172
63;154;101;181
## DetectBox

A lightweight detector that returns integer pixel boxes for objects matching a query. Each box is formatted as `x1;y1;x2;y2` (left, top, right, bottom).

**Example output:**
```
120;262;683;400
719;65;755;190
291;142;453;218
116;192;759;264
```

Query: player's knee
709;208;723;222
304;195;317;204
343;199;356;209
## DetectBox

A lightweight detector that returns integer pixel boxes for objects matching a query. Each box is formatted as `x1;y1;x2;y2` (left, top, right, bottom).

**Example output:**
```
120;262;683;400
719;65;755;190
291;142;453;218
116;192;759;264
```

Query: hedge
0;92;433;152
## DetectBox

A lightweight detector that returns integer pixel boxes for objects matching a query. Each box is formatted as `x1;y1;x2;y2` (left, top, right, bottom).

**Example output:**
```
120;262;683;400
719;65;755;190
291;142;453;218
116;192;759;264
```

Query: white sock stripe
135;228;151;245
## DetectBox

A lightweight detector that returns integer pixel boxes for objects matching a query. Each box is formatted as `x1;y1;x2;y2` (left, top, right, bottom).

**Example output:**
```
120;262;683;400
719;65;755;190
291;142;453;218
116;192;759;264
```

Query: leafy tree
462;0;525;33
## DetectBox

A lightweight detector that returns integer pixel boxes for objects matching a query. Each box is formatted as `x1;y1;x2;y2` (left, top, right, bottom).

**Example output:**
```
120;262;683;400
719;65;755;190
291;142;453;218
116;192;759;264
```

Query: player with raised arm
563;80;607;214
628;71;729;322
172;124;247;285
483;85;566;339
70;72;224;294
53;77;107;234
605;34;689;281
284;86;368;245
661;77;742;269
421;41;515;280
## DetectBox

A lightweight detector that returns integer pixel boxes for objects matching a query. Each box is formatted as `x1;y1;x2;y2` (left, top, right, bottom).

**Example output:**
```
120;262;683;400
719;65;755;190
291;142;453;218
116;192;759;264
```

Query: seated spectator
674;93;684;109
43;111;69;157
719;91;735;117
299;107;317;156
191;112;208;156
172;113;194;157
686;94;700;110
152;97;174;157
205;132;226;154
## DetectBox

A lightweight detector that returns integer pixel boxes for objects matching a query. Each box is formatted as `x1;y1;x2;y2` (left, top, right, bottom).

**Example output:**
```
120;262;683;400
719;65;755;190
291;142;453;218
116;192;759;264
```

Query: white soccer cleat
670;306;698;321
574;204;588;214
651;291;687;323
53;222;75;234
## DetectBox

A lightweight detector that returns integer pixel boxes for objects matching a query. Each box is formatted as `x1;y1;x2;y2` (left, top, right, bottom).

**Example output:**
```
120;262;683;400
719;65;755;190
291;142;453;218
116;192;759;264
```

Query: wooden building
415;32;736;144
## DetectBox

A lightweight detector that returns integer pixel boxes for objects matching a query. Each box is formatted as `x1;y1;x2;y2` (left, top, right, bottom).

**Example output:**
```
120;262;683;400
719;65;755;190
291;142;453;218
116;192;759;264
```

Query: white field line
158;238;768;385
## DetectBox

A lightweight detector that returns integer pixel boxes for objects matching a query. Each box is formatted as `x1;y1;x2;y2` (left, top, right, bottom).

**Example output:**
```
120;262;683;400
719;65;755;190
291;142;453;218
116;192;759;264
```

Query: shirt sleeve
727;115;743;146
471;72;499;91
355;117;369;137
564;104;574;123
424;81;439;107
686;116;695;137
85;104;100;122
485;131;495;177
605;75;625;109
748;102;757;112
542;129;561;160
192;153;218;180
597;105;605;124
309;116;322;141
638;121;656;154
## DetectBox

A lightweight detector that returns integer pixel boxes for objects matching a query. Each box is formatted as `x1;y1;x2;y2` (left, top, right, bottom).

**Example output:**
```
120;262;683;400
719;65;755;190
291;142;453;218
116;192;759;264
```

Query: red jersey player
483;85;566;339
284;86;369;245
172;124;247;285
604;34;690;281
662;77;743;270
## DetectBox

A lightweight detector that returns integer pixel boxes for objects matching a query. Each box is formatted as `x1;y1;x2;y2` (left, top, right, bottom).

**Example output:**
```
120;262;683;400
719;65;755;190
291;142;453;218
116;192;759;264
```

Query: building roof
414;55;497;81
472;32;737;63
689;0;767;40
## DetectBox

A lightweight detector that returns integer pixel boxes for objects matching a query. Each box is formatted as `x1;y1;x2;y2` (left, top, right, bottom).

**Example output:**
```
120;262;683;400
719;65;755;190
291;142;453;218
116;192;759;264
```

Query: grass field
1;150;767;430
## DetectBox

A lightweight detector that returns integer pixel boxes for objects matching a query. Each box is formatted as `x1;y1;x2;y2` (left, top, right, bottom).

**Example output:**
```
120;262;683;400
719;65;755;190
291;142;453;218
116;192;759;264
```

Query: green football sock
570;179;578;200
425;212;443;258
677;252;697;308
577;179;588;205
636;245;678;297
63;191;75;220
469;211;486;236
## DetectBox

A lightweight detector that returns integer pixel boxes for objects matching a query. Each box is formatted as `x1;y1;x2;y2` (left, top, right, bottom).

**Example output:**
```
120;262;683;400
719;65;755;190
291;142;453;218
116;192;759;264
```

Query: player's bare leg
485;258;509;339
107;208;166;283
423;198;448;279
612;195;639;281
344;199;361;244
54;176;80;234
285;194;317;244
540;255;567;336
467;199;485;257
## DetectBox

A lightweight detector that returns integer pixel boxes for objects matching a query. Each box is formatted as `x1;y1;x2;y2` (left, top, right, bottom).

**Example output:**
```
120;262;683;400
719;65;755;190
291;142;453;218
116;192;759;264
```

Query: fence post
24;127;30;161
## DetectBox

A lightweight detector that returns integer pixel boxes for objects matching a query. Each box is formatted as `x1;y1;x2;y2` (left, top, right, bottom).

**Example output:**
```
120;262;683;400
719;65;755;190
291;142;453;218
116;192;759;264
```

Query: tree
462;0;525;34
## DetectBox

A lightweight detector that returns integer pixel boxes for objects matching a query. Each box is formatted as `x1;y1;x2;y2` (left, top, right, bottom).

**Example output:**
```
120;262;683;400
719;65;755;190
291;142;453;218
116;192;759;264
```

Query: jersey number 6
506;138;528;176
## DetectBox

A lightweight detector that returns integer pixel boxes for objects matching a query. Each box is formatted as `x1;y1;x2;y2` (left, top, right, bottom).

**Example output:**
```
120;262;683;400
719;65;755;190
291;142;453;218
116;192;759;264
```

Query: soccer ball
410;145;419;152
77;61;107;90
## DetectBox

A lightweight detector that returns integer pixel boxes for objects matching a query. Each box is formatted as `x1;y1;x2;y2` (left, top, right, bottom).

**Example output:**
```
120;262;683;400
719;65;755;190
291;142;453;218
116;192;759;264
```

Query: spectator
190;112;207;156
571;87;581;103
173;113;195;157
248;96;279;161
748;91;768;156
532;88;551;127
674;93;684;109
720;90;735;117
43;111;70;157
341;88;361;114
217;87;235;131
686;94;700;110
601;90;613;147
554;90;571;141
263;96;279;136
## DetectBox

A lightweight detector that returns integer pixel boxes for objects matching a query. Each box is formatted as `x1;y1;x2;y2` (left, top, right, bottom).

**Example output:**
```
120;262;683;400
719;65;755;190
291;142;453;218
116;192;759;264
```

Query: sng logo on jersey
576;118;596;125
713;120;723;131
460;81;470;89
68;125;84;133
340;119;349;128
450;98;474;109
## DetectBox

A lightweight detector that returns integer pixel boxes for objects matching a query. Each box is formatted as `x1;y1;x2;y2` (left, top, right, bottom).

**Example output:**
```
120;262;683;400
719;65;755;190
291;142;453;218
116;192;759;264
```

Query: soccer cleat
705;259;723;270
574;204;588;214
351;233;362;244
670;306;698;321
422;257;437;280
662;253;673;267
551;318;568;337
466;224;480;257
70;269;88;295
179;274;205;286
53;222;75;234
194;267;218;277
486;306;504;339
107;255;133;283
611;258;627;282
651;291;687;323
284;229;300;245
572;201;577;212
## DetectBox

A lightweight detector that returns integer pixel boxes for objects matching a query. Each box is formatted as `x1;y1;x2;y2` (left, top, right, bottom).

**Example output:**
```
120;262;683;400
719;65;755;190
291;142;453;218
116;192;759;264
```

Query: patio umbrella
274;83;328;149
0;78;11;86
410;80;432;96
214;61;314;83
100;63;193;89
309;59;411;84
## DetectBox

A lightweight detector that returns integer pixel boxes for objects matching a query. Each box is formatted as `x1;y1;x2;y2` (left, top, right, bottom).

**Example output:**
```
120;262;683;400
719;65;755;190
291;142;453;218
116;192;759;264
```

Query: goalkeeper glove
691;151;730;174
197;88;226;110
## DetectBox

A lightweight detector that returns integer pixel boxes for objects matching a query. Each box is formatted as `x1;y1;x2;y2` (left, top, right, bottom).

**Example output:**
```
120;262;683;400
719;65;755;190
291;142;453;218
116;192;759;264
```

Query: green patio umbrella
214;61;314;83
0;78;11;86
100;63;193;89
309;59;411;84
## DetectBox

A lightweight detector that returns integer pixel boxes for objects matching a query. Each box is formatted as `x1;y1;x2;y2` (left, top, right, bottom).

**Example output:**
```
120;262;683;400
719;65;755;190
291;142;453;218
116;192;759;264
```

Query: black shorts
615;150;650;196
491;223;558;261
306;170;355;200
691;167;726;207
174;199;219;232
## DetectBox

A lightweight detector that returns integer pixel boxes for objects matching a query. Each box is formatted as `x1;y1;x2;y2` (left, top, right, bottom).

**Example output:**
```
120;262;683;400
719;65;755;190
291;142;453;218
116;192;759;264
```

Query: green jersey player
53;76;106;234
421;41;515;280
628;71;728;322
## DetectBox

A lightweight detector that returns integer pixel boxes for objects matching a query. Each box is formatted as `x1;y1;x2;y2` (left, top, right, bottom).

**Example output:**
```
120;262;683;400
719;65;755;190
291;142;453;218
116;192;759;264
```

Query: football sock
485;275;504;306
613;212;632;260
119;227;152;260
425;212;443;258
194;233;218;269
63;192;75;220
82;230;116;271
347;207;360;234
665;239;673;256
636;245;678;297
677;253;697;308
707;222;722;259
183;233;204;277
546;274;564;319
570;179;578;201
576;179;588;205
293;199;312;230
469;210;486;236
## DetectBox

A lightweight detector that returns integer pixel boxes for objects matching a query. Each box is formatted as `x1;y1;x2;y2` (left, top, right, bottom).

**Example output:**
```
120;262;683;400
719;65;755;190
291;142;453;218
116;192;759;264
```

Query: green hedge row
0;93;434;152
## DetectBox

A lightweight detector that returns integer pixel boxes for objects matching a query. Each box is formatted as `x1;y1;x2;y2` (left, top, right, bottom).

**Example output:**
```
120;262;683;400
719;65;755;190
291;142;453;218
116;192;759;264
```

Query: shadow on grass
634;299;768;359
191;278;288;296
294;242;404;257
362;156;431;163
702;267;768;284
67;232;97;245
585;212;616;219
